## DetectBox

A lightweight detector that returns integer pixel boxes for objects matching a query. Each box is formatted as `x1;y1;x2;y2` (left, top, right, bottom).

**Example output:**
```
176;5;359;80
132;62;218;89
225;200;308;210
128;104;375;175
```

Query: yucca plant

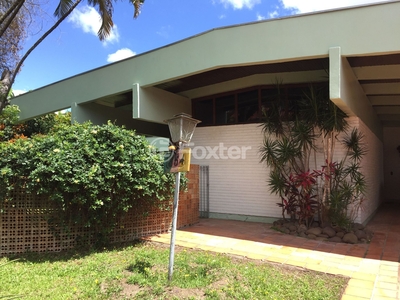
327;129;367;227
260;83;365;227
261;85;319;225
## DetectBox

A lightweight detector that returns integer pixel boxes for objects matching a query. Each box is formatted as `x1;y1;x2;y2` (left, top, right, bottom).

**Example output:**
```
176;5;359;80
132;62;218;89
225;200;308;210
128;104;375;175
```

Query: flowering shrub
0;121;177;246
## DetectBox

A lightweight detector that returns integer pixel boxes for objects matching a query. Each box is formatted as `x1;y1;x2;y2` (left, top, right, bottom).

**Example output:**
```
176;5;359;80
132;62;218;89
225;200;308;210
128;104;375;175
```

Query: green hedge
0;121;177;246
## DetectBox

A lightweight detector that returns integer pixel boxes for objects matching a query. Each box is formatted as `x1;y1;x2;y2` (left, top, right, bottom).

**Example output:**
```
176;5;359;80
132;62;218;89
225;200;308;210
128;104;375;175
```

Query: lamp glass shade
165;113;201;143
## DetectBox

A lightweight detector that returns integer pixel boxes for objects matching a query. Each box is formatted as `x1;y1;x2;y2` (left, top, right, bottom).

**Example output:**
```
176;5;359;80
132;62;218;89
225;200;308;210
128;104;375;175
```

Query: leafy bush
0;104;25;142
0;106;71;142
21;113;57;137
0;121;177;246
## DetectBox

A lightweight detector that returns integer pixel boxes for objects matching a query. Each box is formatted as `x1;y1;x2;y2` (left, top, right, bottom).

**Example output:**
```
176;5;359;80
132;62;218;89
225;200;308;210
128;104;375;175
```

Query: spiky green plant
260;83;366;226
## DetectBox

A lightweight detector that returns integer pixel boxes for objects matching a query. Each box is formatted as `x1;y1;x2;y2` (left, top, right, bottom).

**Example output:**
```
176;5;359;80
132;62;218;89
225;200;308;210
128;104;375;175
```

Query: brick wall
177;164;200;228
0;165;199;256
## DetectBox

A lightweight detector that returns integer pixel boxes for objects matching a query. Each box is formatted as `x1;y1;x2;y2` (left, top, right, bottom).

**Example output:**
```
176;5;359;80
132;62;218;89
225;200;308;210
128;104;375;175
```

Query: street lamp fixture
166;113;201;144
164;113;200;282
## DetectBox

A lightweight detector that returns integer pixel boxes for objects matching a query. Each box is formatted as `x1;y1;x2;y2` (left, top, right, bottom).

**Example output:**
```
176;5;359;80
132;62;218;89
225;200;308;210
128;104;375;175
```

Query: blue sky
13;0;388;94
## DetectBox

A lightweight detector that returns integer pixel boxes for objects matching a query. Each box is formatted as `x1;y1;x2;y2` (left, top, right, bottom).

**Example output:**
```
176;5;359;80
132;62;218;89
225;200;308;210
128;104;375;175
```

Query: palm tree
0;0;145;113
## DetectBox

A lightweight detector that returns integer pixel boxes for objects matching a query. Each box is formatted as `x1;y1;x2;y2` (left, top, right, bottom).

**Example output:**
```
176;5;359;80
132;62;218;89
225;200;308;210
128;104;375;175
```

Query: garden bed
272;219;373;244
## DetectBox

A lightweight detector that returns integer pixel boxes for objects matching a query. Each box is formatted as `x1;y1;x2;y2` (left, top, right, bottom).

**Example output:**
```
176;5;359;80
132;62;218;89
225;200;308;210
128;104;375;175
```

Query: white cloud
268;10;279;18
68;5;119;44
280;0;388;13
55;109;71;114
13;89;27;96
107;48;136;63
220;0;261;10
256;13;265;20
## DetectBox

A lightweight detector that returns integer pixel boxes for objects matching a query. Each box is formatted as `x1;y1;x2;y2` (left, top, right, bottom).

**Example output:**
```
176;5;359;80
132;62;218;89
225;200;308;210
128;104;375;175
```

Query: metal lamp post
164;113;200;282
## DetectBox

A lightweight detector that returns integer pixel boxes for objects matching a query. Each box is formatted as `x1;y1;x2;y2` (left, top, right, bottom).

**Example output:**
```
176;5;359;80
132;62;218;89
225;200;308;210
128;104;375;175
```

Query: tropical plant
260;83;366;227
0;0;145;114
324;129;367;228
276;170;320;227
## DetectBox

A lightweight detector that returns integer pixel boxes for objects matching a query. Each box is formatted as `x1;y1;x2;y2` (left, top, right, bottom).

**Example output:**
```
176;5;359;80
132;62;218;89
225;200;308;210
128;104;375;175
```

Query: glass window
192;83;327;127
237;90;259;122
286;87;304;120
193;99;213;126
261;89;277;119
215;95;235;125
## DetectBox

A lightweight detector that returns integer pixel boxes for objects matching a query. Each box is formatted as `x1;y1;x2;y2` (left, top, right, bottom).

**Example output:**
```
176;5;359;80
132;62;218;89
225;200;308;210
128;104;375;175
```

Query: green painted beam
329;46;383;141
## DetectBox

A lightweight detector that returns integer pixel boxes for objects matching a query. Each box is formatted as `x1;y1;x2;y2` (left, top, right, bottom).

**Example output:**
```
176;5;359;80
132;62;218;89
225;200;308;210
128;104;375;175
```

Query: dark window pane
193;99;213;126
237;90;259;122
261;89;277;118
215;95;235;125
286;87;304;120
287;87;305;100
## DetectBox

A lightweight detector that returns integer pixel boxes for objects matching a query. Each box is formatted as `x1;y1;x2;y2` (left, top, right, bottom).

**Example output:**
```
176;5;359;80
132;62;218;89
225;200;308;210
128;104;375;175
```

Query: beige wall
190;117;383;224
357;119;384;223
329;47;383;141
190;123;280;220
383;127;400;202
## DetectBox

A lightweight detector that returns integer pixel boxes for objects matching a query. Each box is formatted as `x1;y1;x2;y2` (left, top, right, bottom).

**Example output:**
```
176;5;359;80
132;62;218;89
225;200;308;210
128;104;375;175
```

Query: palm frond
291;118;316;152
275;136;301;165
259;138;279;167
320;100;348;135
342;128;366;162
131;0;145;18
54;0;76;18
87;0;114;41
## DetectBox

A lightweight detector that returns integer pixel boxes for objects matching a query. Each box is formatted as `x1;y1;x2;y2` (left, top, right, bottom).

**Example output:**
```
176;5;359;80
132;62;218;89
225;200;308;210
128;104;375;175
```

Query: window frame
191;82;327;127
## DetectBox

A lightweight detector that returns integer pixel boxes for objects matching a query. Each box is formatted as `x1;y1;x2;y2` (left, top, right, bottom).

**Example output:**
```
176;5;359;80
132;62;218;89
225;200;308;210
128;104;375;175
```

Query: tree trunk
0;0;25;37
0;0;82;115
320;131;334;223
0;70;11;112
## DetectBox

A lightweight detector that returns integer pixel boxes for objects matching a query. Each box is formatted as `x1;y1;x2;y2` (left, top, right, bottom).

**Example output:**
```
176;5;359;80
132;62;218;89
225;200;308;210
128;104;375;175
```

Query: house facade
12;1;400;224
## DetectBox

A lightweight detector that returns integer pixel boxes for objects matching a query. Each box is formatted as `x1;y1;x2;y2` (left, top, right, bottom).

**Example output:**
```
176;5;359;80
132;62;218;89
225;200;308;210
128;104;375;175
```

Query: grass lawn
0;241;348;299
